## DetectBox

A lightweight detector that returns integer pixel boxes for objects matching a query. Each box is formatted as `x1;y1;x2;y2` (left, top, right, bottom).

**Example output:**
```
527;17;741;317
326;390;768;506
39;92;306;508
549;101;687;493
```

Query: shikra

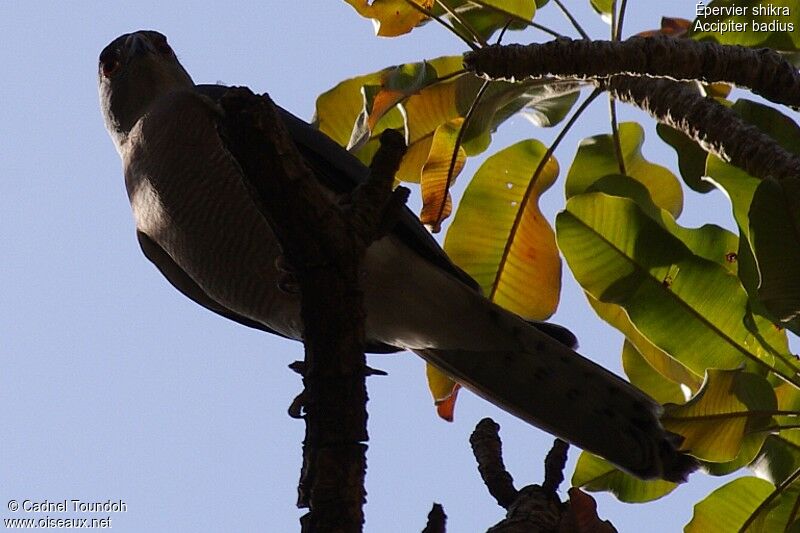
98;30;697;482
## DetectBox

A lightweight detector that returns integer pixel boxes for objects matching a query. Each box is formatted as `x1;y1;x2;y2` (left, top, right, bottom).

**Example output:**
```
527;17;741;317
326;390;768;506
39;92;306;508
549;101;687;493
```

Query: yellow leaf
425;361;461;421
420;119;465;231
344;0;433;37
662;368;777;462
445;140;560;319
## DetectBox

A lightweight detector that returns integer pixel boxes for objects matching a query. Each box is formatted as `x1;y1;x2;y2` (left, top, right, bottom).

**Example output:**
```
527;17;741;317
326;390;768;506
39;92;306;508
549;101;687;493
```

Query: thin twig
469;0;564;38
609;97;626;175
433;78;492;227
615;0;629;40
552;0;590;39
436;0;488;47
403;0;480;51
610;0;617;40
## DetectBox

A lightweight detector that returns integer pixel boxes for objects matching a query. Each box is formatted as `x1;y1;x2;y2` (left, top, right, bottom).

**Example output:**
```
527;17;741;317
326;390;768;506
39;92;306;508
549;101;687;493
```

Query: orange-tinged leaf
445;140;561;320
565;488;616;533
344;0;433;36
404;79;461;144
636;17;691;37
426;363;460;421
395;136;432;183
420;119;465;231
314;72;384;147
365;60;443;132
369;89;406;131
435;384;460;422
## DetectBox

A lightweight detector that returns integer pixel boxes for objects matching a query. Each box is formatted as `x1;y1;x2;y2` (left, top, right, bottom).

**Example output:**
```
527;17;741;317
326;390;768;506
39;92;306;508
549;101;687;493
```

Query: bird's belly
128;172;510;353
129;175;303;339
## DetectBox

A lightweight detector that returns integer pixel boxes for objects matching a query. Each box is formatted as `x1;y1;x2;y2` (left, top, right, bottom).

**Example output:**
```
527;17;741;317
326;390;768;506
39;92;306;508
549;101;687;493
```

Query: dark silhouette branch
471;419;615;533
465;36;800;108
422;503;448;533
218;87;407;533
465;37;800;182
541;439;569;496
471;418;519;509
601;75;800;181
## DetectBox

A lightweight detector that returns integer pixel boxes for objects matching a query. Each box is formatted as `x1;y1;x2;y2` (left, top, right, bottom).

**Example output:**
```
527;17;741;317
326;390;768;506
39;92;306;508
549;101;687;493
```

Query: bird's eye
154;35;172;54
100;50;121;78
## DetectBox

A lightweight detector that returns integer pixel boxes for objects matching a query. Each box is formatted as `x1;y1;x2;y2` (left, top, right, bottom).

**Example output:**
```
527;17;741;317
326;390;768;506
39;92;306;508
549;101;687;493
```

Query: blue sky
1;2;754;531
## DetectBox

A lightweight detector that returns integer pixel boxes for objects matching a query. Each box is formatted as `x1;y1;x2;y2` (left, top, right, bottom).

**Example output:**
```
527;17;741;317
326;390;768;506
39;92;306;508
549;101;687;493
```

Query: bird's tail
413;301;697;482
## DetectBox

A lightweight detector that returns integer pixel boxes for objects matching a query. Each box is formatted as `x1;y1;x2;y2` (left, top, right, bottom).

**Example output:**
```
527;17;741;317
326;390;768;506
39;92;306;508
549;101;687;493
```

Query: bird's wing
196;84;481;293
137;230;290;336
138;230;401;354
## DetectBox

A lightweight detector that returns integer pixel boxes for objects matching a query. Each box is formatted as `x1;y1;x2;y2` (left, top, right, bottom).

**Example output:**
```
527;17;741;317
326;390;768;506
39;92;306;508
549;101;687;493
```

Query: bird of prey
98;30;696;481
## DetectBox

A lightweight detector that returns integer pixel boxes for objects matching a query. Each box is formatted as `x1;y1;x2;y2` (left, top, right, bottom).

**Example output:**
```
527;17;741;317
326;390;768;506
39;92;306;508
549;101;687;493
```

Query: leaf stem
551;0;590;39
469;0;564;38
609;98;626;175
615;0;629;40
403;0;480;51
434;78;492;227
436;0;488;48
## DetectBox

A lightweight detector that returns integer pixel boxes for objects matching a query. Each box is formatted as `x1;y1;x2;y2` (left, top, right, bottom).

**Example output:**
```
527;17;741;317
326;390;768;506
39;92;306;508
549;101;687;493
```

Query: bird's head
98;31;194;150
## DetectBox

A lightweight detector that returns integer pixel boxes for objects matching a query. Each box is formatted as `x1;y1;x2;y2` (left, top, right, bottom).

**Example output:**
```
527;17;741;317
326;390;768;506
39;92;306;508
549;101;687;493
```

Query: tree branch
465;36;800;108
601;75;800;181
218;87;407;532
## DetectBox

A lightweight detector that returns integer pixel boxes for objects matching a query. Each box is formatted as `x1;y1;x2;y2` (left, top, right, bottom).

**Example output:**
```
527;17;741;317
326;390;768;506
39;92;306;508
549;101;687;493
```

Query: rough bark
218;87;407;533
465;36;800;108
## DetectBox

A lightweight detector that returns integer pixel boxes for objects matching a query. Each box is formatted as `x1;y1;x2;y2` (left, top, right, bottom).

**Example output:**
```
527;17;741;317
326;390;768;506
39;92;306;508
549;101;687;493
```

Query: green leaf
433;0;536;41
566;122;683;217
661;369;776;462
315;71;383;147
685;477;776;532
588;294;703;395
702;430;770;476
621;340;689;405
751;383;800;485
589;0;613;24
556;193;796;381
754;434;800;486
690;0;800;50
705;99;800;332
572;452;677;503
444;140;561;319
750;177;800;324
519;86;581;128
656;123;715;193
586;172;740;275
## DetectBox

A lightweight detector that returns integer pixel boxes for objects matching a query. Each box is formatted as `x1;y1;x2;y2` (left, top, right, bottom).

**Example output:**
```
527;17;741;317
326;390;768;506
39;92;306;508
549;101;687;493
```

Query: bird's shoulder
122;89;229;192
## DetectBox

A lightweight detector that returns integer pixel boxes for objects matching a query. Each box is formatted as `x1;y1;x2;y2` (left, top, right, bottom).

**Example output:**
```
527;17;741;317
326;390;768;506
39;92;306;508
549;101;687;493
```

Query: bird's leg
275;254;300;294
